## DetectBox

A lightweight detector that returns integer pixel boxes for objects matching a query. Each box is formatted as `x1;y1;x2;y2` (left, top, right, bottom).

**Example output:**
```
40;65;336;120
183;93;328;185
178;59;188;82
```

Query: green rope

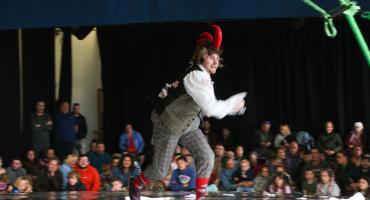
302;0;337;37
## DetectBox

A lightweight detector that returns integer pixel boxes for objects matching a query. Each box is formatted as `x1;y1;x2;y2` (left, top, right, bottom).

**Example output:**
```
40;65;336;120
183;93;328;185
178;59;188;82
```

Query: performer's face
203;53;220;74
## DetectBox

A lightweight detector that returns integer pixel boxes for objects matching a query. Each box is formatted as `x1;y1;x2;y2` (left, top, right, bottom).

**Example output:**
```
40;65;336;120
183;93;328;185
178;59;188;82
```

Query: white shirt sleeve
183;70;246;119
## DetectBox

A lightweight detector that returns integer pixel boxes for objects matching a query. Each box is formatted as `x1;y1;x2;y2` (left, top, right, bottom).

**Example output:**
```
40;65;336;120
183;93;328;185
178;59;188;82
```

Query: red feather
211;25;222;49
196;32;213;47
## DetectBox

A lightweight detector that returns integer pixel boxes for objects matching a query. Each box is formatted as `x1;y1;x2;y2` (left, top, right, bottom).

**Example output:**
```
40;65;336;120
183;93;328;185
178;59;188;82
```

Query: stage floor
0;191;345;199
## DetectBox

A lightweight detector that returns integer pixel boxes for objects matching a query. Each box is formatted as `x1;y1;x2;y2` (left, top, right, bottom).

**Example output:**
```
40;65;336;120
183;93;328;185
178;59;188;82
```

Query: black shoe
128;176;140;200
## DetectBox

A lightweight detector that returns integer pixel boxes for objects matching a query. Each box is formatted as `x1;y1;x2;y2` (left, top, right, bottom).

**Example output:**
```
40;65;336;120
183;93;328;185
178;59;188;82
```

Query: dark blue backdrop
1;0;369;29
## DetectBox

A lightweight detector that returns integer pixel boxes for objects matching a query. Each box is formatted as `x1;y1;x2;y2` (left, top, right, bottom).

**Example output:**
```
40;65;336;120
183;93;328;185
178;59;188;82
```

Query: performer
129;24;247;200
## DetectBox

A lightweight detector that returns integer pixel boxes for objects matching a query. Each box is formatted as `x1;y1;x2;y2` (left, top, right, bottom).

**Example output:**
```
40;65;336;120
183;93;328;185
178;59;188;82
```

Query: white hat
354;122;364;129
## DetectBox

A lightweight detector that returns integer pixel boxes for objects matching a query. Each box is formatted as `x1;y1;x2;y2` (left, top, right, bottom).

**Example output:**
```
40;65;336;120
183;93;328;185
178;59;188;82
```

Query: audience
253;166;270;194
111;178;126;192
23;149;42;178
60;153;78;189
39;148;57;167
356;176;370;198
267;172;292;196
118;123;144;155
346;122;368;150
232;159;254;193
73;155;101;191
317;121;343;158
302;168;317;195
202;119;218;149
316;169;340;197
220;157;237;191
335;150;357;195
34;158;63;192
72;103;88;155
169;156;196;191
8;176;32;193
6;159;27;185
88;142;112;173
219;128;235;151
251;121;274;157
112;154;139;187
66;170;86;191
274;124;294;149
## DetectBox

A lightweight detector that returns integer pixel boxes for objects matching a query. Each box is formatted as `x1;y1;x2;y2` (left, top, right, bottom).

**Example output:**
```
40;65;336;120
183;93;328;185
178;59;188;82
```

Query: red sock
196;177;209;199
133;172;151;189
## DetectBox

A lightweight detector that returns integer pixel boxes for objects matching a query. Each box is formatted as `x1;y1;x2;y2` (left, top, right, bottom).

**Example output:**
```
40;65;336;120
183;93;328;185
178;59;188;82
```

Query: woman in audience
220;157;237;191
356;176;370;198
112;154;139;187
316;169;340;197
7;176;32;193
23;149;42;181
66;171;86;191
253;166;270;194
60;153;78;189
267;172;292;196
317;121;343;158
346;122;367;150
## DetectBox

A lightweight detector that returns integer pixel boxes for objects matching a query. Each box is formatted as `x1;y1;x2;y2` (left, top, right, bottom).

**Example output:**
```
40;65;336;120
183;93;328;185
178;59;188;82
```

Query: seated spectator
225;151;235;160
88;142;111;173
34;158;63;192
276;147;290;173
251;121;274;158
202;119;218;149
73;154;101;191
356;176;370;198
23;149;42;180
6;159;27;184
234;145;247;167
100;164;113;191
111;153;122;168
351;146;363;167
317;121;343;158
118;123;144;155
248;151;264;175
86;140;98;158
295;150;312;191
302;168;317;195
220;157;237;191
253;166;270;194
0;156;5;175
304;148;330;178
274;124;295;149
275;164;293;186
169;156;196;191
287;141;301;180
39;148;56;167
346;122;368;150
267;172;292;196
219;128;235;151
316;169;340;196
111;178;127;192
232;159;254;193
335;150;357;195
7;176;32;193
112;154;139;187
213;144;225;179
66;171;86;191
352;154;370;182
60;153;78;189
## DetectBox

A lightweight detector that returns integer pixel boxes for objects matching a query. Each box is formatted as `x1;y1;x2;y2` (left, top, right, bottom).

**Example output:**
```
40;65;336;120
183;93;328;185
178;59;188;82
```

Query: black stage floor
0;192;350;200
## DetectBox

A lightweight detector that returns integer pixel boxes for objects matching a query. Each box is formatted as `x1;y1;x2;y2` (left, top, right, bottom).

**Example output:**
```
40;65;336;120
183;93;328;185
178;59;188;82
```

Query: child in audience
169;156;196;191
66;171;86;191
100;164;113;191
357;176;370;198
253;166;270;194
8;176;32;193
268;172;292;196
316;169;340;197
302;168;317;195
232;159;254;193
111;178;127;192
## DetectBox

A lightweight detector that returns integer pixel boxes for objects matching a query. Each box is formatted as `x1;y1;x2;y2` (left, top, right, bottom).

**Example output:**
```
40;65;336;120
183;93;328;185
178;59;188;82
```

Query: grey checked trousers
144;111;215;180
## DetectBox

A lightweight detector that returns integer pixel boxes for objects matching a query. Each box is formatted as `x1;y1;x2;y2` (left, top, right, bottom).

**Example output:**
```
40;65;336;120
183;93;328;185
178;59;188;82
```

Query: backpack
295;131;315;151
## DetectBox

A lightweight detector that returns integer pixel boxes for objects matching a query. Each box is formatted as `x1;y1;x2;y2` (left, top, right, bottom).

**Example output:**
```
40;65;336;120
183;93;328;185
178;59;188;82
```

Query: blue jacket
118;131;144;153
221;168;237;191
54;112;77;143
88;152;112;174
111;166;139;187
169;166;196;191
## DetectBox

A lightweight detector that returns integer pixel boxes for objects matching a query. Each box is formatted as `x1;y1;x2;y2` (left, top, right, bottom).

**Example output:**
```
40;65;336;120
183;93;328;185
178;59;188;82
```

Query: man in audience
219;128;235;151
251;121;274;157
54;101;78;160
73;103;88;154
335;151;357;195
34;158;63;192
201;119;218;149
169;156;196;191
6;159;27;184
86;140;98;158
118;123;145;155
88;142;112;173
74;154;101;191
287;141;301;180
234;145;247;167
29;100;53;156
303;148;330;178
39;147;57;167
274;124;295;149
353;153;370;181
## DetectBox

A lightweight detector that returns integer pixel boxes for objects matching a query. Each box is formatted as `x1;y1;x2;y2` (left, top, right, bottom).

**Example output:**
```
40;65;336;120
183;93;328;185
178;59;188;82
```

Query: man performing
129;24;247;200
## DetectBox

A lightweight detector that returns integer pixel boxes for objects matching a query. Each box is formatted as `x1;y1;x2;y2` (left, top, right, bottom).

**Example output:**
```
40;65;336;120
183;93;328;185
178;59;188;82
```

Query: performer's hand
233;100;245;113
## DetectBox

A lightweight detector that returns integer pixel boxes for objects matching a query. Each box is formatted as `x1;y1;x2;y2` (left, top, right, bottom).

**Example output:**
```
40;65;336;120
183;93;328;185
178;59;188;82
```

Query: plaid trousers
144;111;215;180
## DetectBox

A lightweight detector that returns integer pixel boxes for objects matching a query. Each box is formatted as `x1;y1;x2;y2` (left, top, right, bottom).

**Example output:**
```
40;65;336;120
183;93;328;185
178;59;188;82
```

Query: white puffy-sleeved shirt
183;64;246;119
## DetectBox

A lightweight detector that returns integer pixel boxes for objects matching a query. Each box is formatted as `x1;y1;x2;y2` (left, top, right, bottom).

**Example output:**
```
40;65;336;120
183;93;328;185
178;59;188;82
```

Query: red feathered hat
196;25;222;49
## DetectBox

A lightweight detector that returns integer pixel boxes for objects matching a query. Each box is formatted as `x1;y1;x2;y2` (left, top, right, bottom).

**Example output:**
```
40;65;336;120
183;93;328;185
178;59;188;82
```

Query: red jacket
74;165;101;191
